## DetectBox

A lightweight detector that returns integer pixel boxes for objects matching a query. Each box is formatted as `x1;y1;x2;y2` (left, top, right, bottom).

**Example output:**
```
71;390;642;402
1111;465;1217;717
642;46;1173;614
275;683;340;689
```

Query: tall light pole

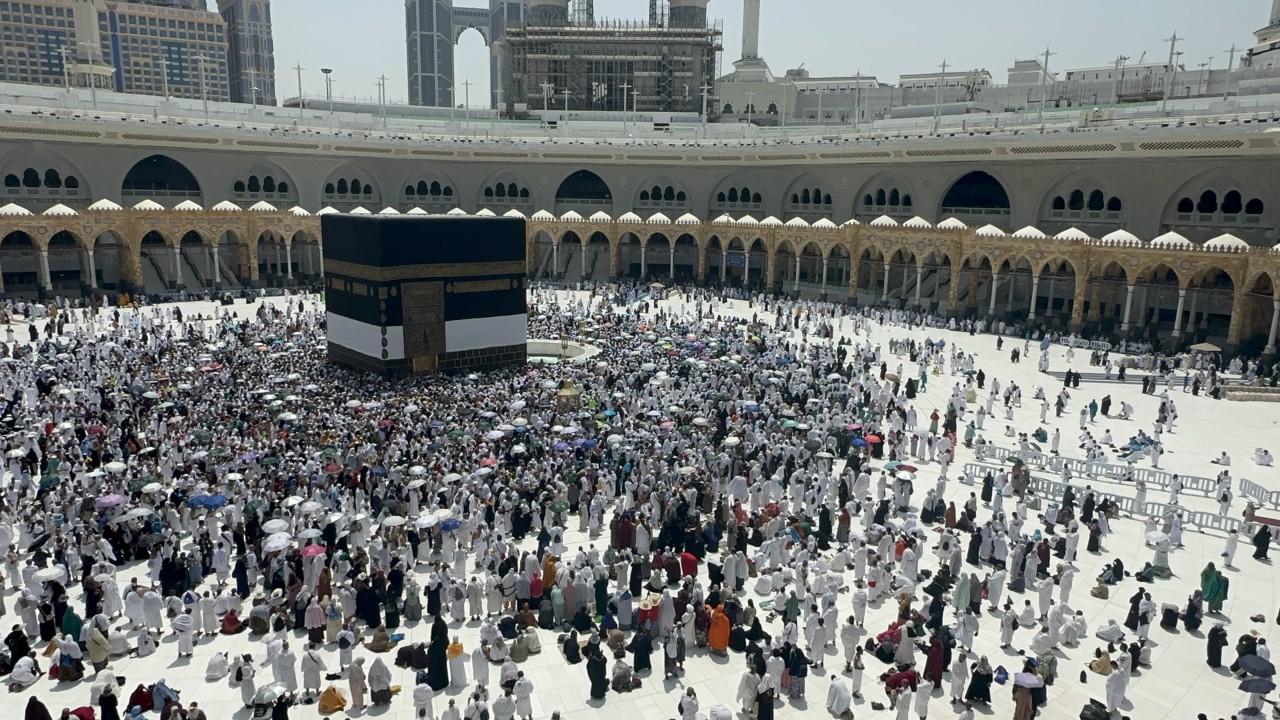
1198;60;1210;95
853;69;861;131
194;55;209;118
246;68;259;109
158;58;170;99
745;91;755;125
561;87;571;112
631;88;639;127
321;68;334;127
77;42;98;109
540;82;554;111
619;82;631;130
58;47;71;89
462;79;472;123
816;87;826;126
932;59;947;134
293;63;305;122
1224;43;1239;71
700;83;712;127
377;74;389;126
1036;46;1055;126
1111;55;1129;105
1161;31;1182;114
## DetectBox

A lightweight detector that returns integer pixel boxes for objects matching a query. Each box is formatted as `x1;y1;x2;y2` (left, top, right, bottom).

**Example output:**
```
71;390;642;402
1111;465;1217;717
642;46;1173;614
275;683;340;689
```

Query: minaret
1272;0;1280;26
741;0;760;59
1258;0;1280;45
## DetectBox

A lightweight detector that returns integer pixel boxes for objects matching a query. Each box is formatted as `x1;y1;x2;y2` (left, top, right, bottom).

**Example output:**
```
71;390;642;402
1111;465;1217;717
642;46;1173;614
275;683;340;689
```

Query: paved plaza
0;289;1274;720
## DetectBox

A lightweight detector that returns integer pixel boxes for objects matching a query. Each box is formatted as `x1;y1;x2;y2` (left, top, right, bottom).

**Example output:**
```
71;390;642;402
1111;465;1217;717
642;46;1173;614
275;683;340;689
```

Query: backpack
235;665;243;683
339;635;352;650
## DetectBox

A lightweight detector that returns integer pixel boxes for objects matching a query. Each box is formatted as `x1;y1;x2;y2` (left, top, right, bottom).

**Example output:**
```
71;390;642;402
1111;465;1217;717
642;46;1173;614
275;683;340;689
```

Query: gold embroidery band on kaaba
325;259;526;282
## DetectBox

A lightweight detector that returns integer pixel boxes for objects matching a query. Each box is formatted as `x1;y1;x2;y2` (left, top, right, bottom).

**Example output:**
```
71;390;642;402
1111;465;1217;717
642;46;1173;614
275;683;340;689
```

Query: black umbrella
1240;677;1277;693
26;533;50;551
1241;655;1276;678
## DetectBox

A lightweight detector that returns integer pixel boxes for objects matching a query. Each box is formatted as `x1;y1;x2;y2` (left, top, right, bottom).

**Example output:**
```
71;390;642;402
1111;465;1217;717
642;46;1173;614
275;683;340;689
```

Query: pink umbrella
659;421;675;430
300;545;326;558
479;458;499;467
96;494;125;508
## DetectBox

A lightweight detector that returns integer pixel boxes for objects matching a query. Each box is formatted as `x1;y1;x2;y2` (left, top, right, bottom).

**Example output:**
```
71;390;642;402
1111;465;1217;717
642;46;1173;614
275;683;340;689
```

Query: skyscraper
216;0;276;105
0;0;229;100
101;0;231;99
406;0;526;108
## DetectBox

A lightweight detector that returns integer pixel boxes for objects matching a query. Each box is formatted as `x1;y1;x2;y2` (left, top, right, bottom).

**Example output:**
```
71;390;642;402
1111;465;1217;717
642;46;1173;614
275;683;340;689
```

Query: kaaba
322;214;528;376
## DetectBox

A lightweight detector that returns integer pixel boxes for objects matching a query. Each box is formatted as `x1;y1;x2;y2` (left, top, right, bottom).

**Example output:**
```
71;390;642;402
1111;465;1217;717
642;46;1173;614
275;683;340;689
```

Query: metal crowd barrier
961;461;1242;538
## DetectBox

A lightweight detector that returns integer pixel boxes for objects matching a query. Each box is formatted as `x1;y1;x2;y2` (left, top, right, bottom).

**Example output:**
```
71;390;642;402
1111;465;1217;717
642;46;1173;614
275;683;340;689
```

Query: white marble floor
5;291;1276;720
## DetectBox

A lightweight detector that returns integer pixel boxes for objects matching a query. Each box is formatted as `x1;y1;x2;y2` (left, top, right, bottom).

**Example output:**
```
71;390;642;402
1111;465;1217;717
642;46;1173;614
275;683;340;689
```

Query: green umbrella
321;446;339;458
549;500;570;513
260;456;281;467
448;428;465;438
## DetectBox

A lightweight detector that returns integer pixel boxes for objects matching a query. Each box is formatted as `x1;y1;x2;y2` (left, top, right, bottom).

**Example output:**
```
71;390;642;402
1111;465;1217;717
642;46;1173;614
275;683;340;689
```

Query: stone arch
854;171;916;220
1039;171;1124;228
938;170;1011;224
1033;256;1079;319
0;147;91;209
0;230;40;293
709;171;768;217
555;169;613;215
122;154;202;204
321;164;383;211
633;172;691;214
400;167;460;212
232;160;299;205
781;174;834;221
477;170;535;212
1160;169;1274;243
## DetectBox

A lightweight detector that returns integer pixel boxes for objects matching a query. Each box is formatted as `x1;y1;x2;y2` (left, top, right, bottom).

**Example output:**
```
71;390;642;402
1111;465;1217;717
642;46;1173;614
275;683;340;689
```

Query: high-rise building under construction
497;0;722;115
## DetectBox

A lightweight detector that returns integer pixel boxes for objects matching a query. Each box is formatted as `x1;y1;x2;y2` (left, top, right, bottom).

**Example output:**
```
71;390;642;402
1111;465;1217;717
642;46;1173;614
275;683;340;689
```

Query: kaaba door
401;281;445;373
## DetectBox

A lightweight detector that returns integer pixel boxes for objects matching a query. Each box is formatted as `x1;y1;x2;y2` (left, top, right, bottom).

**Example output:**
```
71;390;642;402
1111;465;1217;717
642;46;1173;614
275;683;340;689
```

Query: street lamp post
932;59;947;134
561;88;571;112
816;87;825;126
700;83;712;128
377;74;389;127
321;68;334;128
619;82;631;131
745;91;754;125
194;55;209;118
1037;46;1055;126
58;47;72;89
293;63;305;123
158;58;170;99
462;79;472;126
853;69;861;131
540;82;554;111
77;42;98;109
246;68;258;109
1161;31;1182;114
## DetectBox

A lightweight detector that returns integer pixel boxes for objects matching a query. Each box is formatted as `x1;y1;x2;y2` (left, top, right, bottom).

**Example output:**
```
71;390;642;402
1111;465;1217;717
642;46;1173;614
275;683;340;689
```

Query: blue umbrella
201;494;229;509
602;410;617;417
371;467;388;477
186;496;207;508
581;439;599;449
441;518;461;532
553;441;569;451
884;460;902;470
851;438;868;447
429;420;446;429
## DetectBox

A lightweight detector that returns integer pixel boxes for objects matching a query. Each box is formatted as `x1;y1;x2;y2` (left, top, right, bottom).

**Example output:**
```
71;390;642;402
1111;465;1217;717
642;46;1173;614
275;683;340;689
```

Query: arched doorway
122;155;203;204
773;240;796;291
553;231;580;280
139;231;171;292
584;232;610;281
555;170;613;215
1182;266;1235;344
531;230;554;279
1034;259;1077;323
644;233;672;279
940;171;1010;226
47;230;84;293
0;231;37;294
673;234;697;281
705;236;724;282
93;231;125;291
1241;273;1278;355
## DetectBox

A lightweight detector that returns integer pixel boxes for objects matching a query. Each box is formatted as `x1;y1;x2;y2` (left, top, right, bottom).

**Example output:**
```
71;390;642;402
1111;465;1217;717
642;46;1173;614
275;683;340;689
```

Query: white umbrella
407;478;427;489
300;501;324;513
297;528;322;540
443;473;462;483
408;465;427;476
512;418;528;427
325;512;345;525
104;461;127;473
484;430;504;441
5;448;24;459
509;400;526;412
382;516;406;527
142;391;161;400
34;567;65;583
282;496;304;508
510;444;527;455
433;508;454;520
724;436;742;447
262;519;290;533
263;536;290;553
141;482;163;493
416;514;439;529
224;472;244;482
677;466;697;476
345;400;362;409
277;412;299;422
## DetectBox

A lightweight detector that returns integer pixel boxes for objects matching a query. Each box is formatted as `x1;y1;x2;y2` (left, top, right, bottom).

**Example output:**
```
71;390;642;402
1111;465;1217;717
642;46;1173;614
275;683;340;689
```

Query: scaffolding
568;0;594;27
500;19;722;114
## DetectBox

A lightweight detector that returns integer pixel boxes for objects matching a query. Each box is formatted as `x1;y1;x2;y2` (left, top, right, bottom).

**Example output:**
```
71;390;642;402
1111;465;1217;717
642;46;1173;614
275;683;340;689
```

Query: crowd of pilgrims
0;283;1270;720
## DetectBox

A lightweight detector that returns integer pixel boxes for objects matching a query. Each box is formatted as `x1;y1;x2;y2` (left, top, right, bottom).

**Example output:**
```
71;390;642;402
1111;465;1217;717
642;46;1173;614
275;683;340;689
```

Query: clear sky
259;0;1261;107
